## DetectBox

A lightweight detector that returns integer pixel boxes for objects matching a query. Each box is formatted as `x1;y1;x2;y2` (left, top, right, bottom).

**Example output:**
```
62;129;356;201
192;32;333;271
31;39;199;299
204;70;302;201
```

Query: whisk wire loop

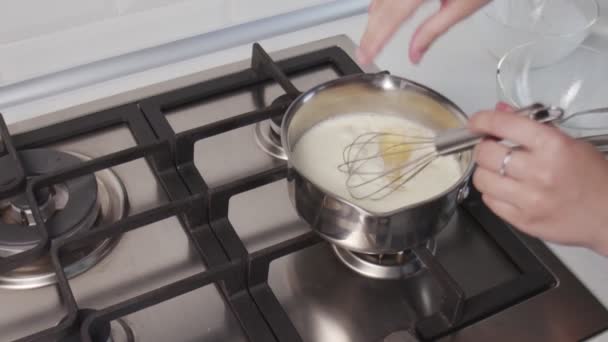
338;103;562;201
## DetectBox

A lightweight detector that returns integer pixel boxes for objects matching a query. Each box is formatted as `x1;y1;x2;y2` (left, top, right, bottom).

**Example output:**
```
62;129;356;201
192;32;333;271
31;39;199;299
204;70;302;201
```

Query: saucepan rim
280;72;475;217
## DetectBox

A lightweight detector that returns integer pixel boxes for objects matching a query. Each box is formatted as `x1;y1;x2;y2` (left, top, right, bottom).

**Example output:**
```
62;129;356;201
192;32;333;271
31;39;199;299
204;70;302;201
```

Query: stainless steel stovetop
0;35;607;342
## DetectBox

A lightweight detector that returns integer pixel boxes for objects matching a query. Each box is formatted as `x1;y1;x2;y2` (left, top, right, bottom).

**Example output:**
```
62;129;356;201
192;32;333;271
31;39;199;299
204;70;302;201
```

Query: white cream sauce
292;113;464;214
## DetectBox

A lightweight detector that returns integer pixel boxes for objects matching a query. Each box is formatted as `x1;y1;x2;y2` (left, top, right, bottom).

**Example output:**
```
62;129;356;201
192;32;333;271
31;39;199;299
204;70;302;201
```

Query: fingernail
410;47;427;64
495;101;515;112
410;53;420;64
495;102;509;111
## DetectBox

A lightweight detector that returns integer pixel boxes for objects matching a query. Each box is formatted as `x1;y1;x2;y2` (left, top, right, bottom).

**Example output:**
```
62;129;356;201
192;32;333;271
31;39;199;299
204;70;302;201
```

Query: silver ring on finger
499;148;513;177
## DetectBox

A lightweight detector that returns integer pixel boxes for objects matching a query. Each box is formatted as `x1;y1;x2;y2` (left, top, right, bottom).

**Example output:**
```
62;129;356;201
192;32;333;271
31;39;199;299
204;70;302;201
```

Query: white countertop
1;1;608;339
0;0;335;87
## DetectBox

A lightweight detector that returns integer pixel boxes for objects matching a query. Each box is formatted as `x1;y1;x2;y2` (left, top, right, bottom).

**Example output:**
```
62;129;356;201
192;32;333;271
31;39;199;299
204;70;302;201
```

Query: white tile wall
0;0;337;86
0;0;116;45
112;0;191;15
227;0;331;22
0;0;229;85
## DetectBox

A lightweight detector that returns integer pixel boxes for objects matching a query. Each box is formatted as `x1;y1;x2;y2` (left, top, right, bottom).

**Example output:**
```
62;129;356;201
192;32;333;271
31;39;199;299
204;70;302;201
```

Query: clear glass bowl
476;0;599;66
497;42;608;136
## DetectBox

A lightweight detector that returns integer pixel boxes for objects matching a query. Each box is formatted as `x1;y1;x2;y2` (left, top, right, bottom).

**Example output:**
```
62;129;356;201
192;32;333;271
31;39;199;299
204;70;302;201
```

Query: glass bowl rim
481;0;599;38
496;41;607;108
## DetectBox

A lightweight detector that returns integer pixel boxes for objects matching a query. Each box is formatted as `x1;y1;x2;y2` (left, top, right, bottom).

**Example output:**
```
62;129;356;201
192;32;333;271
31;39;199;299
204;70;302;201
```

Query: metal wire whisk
337;103;564;200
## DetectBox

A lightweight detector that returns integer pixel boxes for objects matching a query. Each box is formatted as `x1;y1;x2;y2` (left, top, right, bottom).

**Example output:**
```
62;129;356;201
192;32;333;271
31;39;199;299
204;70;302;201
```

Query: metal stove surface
0;125;244;340
3;35;608;342
157;36;608;340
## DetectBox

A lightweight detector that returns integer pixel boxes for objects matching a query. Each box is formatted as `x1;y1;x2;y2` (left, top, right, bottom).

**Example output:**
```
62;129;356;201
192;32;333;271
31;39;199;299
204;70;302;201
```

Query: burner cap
269;94;297;131
10;185;51;207
0;149;98;249
0;150;128;290
332;240;436;280
254;121;287;160
254;94;296;160
5;185;56;227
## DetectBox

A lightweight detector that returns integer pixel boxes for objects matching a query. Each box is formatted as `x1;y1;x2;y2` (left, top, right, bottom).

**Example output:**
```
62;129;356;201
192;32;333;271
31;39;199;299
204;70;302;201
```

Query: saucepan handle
435;103;564;156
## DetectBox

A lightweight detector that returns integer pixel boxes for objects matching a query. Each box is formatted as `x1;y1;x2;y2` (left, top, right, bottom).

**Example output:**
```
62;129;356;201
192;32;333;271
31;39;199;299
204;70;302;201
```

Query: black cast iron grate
138;43;556;341
0;42;555;342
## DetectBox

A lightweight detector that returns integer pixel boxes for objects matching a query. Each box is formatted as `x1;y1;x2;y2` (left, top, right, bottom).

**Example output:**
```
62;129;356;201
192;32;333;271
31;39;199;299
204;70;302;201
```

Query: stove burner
3;185;56;226
63;309;111;342
332;240;437;280
253;94;295;160
0;149;98;247
254;121;286;160
0;150;128;289
62;309;135;342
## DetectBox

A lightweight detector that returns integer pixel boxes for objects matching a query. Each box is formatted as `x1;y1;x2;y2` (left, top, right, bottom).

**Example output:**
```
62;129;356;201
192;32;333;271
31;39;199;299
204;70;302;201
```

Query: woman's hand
357;0;489;65
469;105;608;256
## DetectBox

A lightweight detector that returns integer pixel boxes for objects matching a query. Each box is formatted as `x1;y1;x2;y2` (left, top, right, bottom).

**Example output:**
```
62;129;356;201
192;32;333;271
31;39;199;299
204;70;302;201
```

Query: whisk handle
434;103;564;156
434;128;483;155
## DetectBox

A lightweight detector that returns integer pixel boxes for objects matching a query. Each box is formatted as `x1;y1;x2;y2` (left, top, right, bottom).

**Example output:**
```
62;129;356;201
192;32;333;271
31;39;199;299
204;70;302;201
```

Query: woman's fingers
495;101;515;112
468;110;562;151
358;0;488;64
481;193;524;227
368;0;380;12
472;167;529;210
473;140;535;182
409;0;489;63
357;0;424;65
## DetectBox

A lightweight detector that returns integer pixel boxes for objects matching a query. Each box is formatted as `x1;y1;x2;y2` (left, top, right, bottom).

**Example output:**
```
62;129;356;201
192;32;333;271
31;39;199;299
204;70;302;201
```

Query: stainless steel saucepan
281;72;475;254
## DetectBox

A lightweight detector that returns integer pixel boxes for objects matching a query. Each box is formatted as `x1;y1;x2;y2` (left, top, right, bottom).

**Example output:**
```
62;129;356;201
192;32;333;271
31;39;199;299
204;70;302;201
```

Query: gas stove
0;35;607;342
